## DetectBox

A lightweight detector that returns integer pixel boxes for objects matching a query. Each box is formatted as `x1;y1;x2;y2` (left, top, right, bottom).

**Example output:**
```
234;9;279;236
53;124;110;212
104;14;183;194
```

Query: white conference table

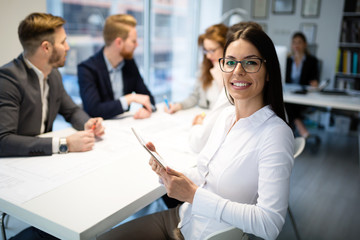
283;84;360;165
283;85;360;112
0;107;206;240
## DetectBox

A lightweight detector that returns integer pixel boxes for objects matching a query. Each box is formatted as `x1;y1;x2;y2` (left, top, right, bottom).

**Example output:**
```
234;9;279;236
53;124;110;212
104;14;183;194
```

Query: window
47;0;199;106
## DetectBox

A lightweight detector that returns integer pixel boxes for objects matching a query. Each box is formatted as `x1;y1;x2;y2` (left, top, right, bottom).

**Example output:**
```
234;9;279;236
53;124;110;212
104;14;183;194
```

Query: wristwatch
59;138;68;154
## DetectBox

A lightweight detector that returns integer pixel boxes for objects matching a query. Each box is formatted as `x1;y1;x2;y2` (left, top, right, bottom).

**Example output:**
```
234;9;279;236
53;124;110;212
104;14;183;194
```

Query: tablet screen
131;127;167;169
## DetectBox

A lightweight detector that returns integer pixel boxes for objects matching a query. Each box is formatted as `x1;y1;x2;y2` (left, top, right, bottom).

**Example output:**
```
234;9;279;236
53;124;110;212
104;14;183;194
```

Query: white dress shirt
179;105;294;240
290;55;305;84
23;56;59;153
23;56;49;134
103;53;128;110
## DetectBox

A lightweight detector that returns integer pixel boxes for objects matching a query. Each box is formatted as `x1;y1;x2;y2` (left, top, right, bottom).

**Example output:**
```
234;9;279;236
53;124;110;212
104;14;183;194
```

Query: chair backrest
205;227;245;240
294;137;306;158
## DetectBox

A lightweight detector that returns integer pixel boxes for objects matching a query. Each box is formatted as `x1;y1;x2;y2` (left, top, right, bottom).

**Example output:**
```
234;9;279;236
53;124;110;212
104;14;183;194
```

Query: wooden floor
278;129;360;240
2;129;359;240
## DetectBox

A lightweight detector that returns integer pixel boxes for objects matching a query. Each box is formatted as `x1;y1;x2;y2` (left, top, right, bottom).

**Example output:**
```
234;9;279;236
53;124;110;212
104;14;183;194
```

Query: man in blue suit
78;14;156;120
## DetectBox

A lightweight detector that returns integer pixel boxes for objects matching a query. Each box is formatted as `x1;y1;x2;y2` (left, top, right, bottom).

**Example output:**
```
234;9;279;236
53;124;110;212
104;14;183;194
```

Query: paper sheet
0;108;202;204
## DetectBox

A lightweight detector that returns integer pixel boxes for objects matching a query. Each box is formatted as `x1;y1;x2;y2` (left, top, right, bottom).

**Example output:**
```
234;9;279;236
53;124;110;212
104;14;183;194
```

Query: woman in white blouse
164;24;228;114
188;21;265;154
98;24;294;240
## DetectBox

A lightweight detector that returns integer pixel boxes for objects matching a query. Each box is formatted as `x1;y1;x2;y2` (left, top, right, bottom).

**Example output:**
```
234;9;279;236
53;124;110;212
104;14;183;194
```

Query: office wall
0;0;221;66
199;0;223;33
1;0;343;85
0;0;46;66
222;0;344;85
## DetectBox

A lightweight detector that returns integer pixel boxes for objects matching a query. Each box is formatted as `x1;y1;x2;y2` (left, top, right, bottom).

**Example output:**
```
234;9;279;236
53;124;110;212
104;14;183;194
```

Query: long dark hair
223;26;287;123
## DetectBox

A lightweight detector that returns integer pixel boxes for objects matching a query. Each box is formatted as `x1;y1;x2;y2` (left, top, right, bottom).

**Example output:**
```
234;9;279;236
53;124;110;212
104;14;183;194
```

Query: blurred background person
285;31;319;139
164;24;228;116
78;14;156;120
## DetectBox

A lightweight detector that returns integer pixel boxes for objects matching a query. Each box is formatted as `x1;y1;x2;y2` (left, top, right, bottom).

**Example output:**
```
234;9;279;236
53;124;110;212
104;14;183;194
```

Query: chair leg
288;207;301;240
1;212;7;240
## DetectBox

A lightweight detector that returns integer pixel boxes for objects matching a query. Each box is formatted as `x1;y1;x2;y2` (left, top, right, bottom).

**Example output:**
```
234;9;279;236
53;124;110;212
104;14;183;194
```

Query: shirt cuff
192;187;228;222
52;137;59;154
119;96;129;110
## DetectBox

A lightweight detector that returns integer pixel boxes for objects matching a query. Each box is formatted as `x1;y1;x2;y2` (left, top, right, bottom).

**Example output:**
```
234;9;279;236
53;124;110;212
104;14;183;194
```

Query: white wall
222;0;345;86
199;0;223;32
0;0;46;66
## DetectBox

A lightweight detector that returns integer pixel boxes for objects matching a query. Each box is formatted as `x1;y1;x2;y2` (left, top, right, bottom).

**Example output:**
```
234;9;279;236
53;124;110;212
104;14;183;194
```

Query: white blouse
188;88;232;153
179;105;294;240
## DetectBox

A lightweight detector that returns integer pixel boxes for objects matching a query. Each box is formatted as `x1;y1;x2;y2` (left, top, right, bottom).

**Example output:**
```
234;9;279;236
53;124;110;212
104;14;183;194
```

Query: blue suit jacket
77;48;156;119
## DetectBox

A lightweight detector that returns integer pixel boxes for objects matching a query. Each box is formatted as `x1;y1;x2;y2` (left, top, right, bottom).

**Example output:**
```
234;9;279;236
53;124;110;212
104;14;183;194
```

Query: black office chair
1;212;8;240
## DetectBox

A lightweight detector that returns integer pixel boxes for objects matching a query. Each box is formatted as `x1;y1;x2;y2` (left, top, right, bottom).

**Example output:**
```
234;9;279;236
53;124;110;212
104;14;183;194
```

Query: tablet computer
131;127;167;169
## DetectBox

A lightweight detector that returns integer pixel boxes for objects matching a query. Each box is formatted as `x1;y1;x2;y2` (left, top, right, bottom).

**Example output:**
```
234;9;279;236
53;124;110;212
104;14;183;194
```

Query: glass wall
47;0;199;105
149;0;199;102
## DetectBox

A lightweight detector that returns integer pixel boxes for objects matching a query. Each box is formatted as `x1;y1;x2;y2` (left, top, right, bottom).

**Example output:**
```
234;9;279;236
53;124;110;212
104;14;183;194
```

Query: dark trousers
97;205;183;240
285;103;308;123
9;227;59;240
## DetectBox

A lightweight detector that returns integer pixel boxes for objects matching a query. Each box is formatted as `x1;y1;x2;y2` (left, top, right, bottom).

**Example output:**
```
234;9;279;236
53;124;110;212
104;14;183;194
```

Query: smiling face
222;38;267;111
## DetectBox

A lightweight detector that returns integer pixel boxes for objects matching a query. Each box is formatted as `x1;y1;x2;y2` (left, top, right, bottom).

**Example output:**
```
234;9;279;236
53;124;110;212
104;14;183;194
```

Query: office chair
204;137;306;240
294;136;306;158
288;137;306;240
1;212;7;240
205;227;247;240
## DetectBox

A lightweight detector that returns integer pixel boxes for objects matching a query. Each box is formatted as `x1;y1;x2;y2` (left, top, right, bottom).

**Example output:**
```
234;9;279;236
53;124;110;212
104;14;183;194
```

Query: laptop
317;79;349;96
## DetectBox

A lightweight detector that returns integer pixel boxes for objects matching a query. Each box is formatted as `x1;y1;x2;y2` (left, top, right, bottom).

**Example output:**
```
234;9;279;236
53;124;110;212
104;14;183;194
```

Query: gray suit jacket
0;54;89;157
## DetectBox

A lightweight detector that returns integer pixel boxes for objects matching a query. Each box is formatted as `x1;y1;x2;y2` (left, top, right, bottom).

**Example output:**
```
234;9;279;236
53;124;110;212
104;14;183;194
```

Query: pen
91;120;97;130
163;95;170;109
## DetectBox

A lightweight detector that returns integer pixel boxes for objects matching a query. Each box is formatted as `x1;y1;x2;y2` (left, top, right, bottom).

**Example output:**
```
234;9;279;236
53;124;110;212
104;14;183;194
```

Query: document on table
0;108;200;205
0;121;138;204
125;109;199;155
0;150;115;204
127;112;199;171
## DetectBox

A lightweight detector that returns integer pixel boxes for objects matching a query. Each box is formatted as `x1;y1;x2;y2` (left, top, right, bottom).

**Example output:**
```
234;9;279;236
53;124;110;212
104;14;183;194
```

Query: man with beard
0;12;105;158
0;12;105;240
78;14;156;120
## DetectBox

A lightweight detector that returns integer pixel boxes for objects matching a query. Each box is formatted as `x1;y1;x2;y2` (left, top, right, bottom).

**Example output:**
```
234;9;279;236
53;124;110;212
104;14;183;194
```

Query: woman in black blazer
285;32;319;138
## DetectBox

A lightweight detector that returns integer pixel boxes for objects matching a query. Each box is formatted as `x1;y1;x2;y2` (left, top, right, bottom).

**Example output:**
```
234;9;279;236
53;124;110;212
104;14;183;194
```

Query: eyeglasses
219;57;266;73
203;47;220;55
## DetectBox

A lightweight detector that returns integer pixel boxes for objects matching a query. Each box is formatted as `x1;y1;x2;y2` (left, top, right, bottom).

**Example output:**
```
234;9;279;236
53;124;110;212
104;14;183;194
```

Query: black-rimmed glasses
219;57;266;73
203;47;220;55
